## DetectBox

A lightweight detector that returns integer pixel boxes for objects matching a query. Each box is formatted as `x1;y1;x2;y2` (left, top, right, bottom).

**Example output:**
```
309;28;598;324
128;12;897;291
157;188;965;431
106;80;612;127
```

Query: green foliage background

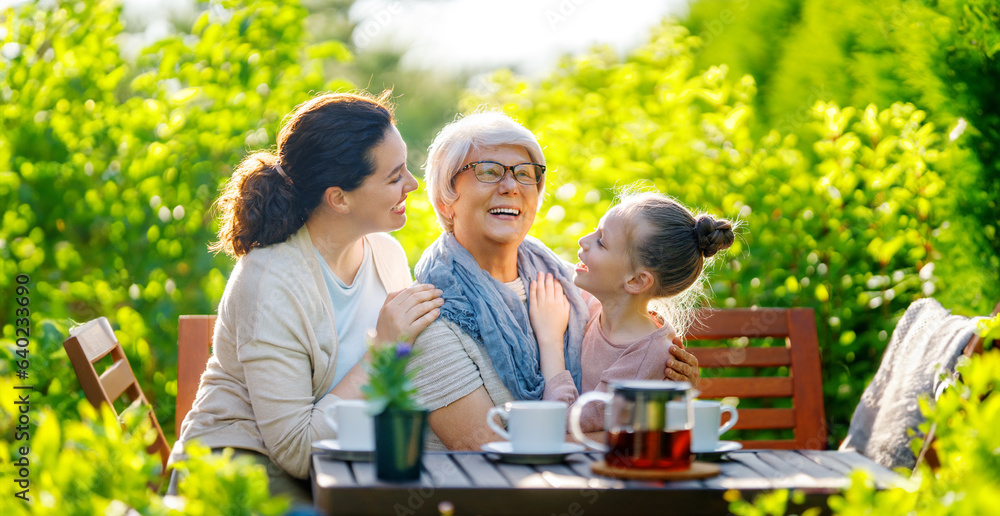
1;0;351;432
683;0;1000;313
0;389;288;515
1;0;998;509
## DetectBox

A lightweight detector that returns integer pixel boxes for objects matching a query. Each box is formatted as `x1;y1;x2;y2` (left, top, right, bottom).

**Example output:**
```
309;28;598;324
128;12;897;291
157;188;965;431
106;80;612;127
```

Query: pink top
544;305;675;433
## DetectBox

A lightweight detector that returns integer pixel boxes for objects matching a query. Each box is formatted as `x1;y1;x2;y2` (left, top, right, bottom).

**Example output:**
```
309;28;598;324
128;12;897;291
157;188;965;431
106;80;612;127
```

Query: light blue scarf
415;232;586;400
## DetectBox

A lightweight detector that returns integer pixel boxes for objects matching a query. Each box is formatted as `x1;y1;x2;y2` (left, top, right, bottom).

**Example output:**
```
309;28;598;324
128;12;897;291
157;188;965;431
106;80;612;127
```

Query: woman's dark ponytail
211;91;394;258
210;152;303;258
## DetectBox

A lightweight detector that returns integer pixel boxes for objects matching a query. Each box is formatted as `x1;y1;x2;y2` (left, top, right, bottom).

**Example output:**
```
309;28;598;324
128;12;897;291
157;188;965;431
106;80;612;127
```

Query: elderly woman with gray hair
407;111;701;450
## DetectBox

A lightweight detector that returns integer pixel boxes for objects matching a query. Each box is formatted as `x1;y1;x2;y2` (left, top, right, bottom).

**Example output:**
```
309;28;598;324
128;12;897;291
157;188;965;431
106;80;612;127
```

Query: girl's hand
665;336;700;389
529;272;571;352
374;283;444;345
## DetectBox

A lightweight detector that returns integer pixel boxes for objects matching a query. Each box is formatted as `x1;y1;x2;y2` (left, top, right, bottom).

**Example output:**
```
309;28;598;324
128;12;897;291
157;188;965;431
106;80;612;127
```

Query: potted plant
362;340;428;482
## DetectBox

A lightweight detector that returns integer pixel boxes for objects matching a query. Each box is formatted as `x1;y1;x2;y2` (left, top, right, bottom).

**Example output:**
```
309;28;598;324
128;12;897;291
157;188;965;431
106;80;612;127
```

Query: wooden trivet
591;460;721;480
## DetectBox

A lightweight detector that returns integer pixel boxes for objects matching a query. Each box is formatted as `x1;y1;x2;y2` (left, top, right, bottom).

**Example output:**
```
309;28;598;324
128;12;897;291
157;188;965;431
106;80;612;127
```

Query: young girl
529;190;735;432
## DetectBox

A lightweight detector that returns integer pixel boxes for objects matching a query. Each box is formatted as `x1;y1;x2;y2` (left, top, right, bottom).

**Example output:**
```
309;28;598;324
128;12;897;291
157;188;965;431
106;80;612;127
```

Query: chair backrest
63;317;171;470
684;307;827;450
176;315;216;436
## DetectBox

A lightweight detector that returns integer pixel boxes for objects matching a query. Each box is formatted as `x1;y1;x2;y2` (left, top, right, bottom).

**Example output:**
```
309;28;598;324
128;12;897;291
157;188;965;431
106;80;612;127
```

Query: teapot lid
608;380;692;398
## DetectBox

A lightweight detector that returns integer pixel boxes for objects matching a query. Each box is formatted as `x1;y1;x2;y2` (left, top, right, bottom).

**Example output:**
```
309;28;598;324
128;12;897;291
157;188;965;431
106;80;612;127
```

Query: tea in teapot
570;380;694;470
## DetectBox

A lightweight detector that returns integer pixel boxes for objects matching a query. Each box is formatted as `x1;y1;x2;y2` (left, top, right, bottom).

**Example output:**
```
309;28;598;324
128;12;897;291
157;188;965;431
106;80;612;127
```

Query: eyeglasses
456;161;546;186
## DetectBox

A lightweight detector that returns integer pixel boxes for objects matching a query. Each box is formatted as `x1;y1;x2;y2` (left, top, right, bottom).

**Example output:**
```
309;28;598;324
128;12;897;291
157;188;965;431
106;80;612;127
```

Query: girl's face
574;207;643;298
343;125;418;233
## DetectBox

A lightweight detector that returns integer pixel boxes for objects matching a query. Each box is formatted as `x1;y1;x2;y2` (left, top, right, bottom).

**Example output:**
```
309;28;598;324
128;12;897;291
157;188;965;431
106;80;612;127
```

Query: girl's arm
529;273;591;436
529;272;571;381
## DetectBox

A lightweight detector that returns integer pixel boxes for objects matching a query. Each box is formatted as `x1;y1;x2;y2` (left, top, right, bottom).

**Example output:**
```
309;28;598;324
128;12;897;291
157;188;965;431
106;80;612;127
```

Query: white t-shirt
315;240;387;390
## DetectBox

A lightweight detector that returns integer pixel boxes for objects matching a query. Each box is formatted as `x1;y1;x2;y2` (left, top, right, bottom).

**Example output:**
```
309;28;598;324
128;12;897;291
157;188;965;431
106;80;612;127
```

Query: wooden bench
684;307;826;450
175;315;216;436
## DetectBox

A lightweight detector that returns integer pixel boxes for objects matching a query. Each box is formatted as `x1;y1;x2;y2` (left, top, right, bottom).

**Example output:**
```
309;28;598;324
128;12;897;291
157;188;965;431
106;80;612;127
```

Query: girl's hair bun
693;215;735;258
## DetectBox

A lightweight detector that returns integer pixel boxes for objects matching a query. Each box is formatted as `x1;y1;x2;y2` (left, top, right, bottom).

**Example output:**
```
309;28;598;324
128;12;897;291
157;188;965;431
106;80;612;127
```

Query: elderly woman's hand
665;336;700;389
374;283;444;345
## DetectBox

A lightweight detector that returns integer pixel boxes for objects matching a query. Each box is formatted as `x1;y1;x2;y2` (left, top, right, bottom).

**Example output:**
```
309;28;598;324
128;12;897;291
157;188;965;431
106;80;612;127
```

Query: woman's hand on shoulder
375;283;444;345
665;336;700;389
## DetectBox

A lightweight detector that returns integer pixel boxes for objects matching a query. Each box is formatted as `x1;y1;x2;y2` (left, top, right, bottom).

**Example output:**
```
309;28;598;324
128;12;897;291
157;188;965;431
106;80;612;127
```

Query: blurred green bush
1;0;350;435
0;386;288;515
683;0;1000;314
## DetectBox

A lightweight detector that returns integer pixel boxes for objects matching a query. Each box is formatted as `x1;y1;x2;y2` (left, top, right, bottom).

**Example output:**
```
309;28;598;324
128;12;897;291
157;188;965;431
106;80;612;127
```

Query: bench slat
686;309;790;339
730;408;796;430
690;347;791;368
698;377;793;398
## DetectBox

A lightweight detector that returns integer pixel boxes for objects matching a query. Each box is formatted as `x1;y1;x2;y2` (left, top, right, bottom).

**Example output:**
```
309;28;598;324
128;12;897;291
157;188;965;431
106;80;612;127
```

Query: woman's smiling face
445;144;541;257
343;125;417;234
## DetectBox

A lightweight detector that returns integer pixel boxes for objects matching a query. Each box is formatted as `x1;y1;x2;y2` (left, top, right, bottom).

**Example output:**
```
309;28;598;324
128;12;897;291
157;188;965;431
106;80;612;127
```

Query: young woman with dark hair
171;91;443;501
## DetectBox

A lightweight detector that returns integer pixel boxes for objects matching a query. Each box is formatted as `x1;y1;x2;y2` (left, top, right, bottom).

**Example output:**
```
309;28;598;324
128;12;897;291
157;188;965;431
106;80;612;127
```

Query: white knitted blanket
839;298;978;469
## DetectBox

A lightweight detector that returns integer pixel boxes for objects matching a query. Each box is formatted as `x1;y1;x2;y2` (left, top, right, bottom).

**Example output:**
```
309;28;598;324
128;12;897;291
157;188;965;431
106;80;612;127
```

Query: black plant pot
374;408;428;482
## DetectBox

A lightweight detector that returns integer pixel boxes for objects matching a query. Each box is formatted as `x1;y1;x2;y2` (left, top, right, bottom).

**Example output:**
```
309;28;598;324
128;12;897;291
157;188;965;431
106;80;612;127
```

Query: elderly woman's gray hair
424;111;546;233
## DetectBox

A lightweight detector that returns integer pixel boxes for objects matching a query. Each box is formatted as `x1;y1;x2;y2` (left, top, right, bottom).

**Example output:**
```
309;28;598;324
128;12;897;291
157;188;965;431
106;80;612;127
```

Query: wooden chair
63;317;171;470
175;315;216;436
684;307;827;450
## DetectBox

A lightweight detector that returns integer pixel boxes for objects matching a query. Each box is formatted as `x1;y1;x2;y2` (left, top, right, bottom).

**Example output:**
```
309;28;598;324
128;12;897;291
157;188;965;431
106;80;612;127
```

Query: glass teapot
569;380;694;470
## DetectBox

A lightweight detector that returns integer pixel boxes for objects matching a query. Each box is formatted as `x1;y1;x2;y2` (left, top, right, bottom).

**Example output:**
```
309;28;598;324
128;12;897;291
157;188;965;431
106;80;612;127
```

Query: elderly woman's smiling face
444;144;540;256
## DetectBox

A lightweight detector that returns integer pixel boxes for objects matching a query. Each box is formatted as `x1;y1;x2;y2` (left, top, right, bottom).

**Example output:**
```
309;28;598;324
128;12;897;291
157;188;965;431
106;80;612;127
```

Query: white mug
323;399;374;451
486;401;567;453
668;400;738;452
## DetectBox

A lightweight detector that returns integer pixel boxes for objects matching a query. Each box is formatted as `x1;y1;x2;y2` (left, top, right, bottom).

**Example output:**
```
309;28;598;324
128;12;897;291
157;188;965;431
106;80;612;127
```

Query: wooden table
311;449;902;515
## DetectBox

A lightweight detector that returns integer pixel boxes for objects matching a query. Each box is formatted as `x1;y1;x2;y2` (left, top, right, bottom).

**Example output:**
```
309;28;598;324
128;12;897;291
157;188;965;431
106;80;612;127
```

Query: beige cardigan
173;226;412;478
